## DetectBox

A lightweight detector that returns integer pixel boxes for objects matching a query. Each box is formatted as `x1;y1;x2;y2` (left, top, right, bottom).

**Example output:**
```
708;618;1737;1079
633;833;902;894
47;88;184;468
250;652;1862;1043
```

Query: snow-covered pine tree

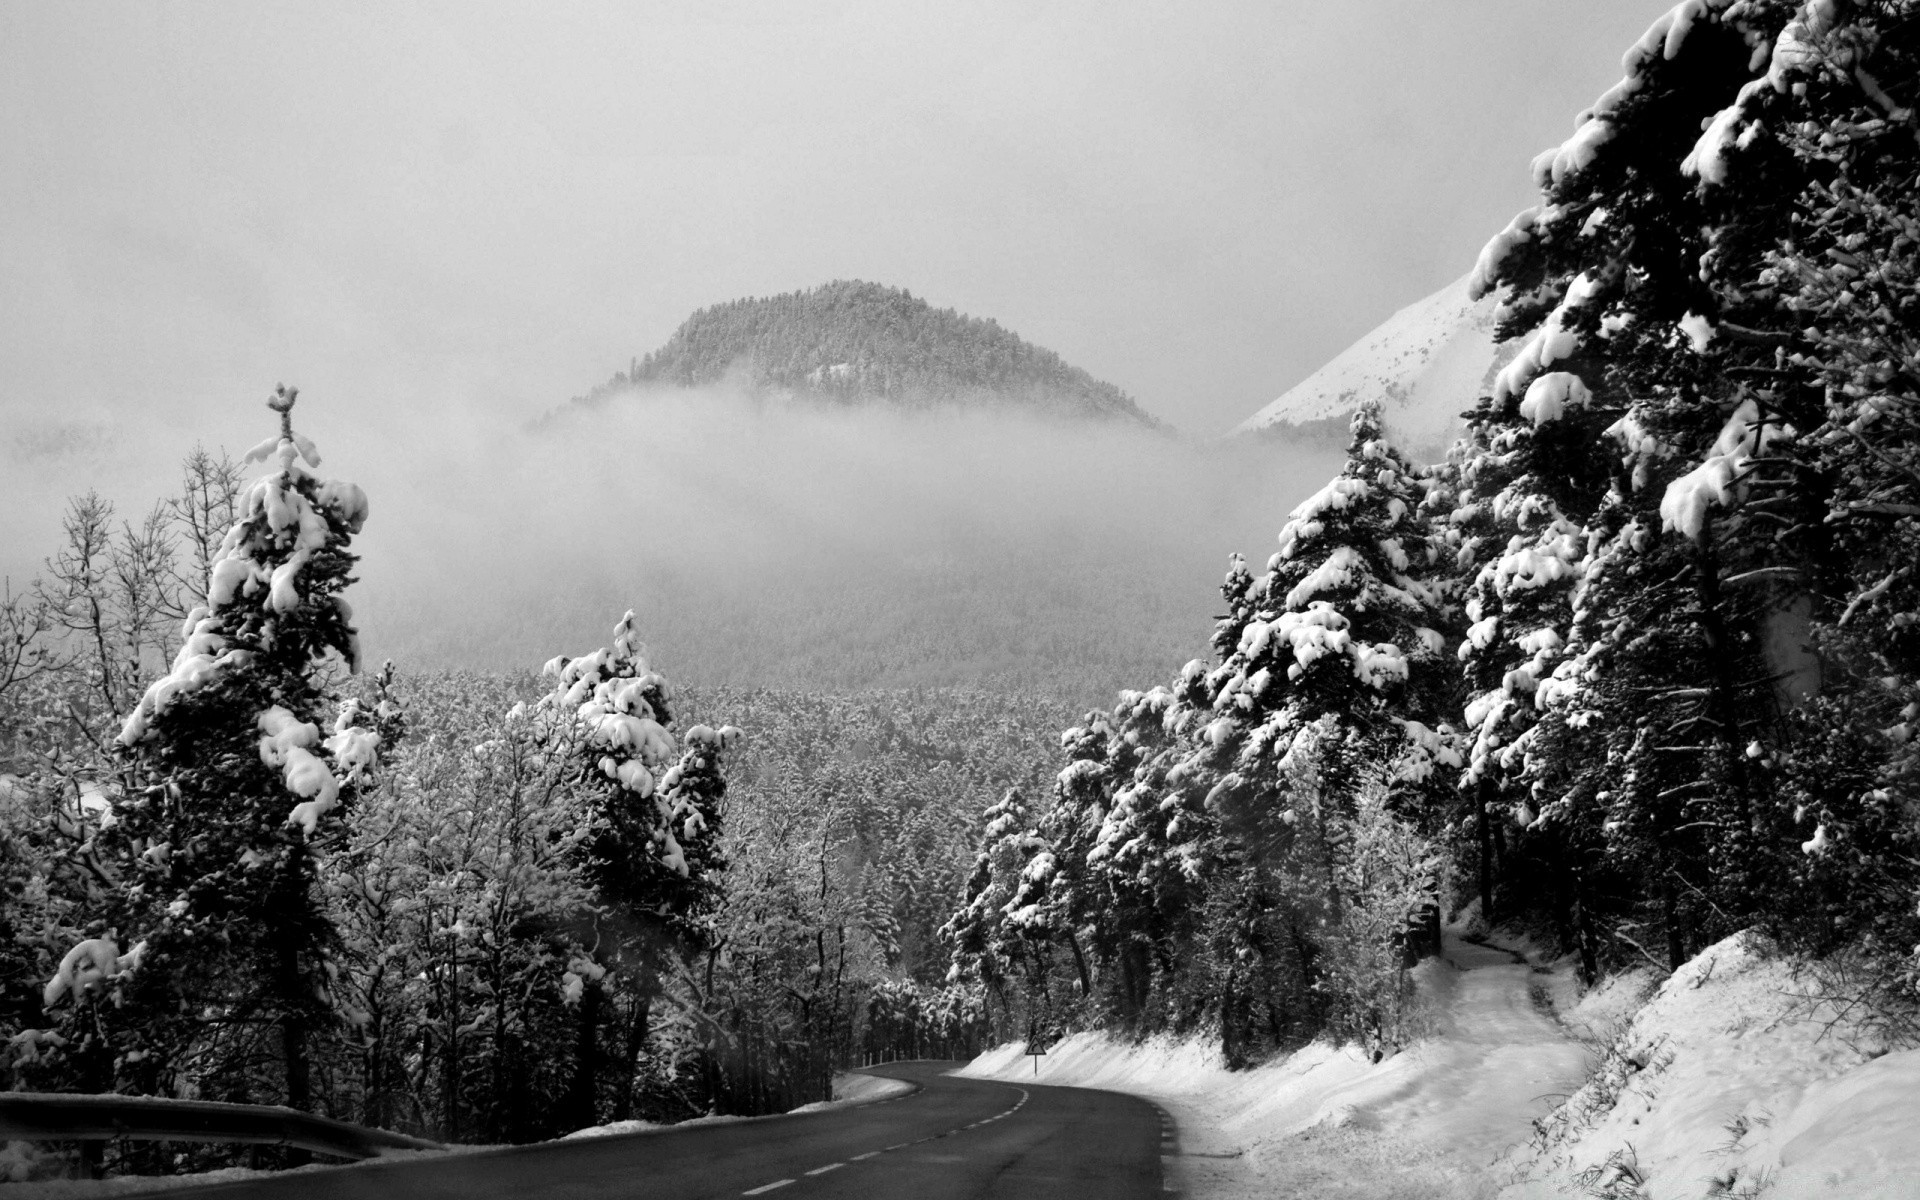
1706;2;1920;976
997;717;1111;1025
1450;2;1820;966
1202;400;1453;810
45;385;374;1110
1178;404;1454;1048
940;787;1036;1023
536;611;737;1130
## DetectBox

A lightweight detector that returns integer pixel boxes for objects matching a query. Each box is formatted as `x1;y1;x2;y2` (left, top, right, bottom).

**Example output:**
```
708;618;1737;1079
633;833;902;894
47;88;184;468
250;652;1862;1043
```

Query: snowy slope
956;930;1588;1199
1237;273;1505;461
1500;931;1920;1200
958;929;1920;1200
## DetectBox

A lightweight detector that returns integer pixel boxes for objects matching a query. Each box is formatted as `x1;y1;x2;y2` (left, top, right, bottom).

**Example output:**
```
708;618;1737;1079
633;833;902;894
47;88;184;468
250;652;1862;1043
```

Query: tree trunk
614;990;652;1122
1063;929;1093;997
273;850;313;1123
1662;869;1685;970
562;978;603;1132
1476;776;1496;923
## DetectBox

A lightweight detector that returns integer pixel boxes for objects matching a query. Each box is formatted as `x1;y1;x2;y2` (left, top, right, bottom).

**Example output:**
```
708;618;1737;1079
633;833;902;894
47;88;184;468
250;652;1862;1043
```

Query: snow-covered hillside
1236;273;1505;461
1501;931;1920;1200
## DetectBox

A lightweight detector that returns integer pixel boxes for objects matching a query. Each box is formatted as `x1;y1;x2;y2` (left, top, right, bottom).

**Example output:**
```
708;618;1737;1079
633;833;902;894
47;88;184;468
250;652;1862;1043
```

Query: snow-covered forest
0;401;1075;1166
8;0;1920;1191
946;0;1920;1086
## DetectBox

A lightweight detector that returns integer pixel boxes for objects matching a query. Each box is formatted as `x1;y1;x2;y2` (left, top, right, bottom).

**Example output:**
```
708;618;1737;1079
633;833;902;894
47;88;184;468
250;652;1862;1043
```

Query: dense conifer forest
556;279;1161;425
943;0;1920;1068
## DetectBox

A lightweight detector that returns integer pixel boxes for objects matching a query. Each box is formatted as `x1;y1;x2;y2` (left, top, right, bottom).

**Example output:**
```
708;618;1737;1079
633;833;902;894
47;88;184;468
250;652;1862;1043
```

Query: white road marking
805;1163;844;1176
742;1181;793;1196
851;1151;879;1161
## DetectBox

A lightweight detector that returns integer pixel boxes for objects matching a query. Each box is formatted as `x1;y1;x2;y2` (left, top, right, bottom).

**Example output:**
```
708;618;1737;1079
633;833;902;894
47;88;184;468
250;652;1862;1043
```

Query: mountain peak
564;281;1163;427
1237;273;1507;461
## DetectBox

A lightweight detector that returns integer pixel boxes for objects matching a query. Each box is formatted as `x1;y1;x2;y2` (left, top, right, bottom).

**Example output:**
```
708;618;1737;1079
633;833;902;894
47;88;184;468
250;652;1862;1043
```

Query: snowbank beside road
961;930;1920;1200
956;932;1589;1199
562;1069;913;1136
832;1070;917;1104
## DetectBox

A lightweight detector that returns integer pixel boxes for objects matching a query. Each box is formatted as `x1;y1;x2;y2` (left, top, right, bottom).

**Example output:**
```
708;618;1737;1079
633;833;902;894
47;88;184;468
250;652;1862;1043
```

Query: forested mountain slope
556;280;1163;426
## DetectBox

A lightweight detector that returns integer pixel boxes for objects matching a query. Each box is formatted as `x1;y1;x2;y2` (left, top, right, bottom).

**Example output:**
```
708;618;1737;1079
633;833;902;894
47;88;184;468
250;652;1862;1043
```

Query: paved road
162;1062;1169;1199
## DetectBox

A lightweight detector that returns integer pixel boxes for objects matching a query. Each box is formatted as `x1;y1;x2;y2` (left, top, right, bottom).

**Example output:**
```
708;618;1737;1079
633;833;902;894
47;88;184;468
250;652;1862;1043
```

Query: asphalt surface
161;1062;1170;1199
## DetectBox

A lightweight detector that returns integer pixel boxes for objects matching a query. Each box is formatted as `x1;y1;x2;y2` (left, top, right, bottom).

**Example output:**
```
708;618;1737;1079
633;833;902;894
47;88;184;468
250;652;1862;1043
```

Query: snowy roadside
0;1071;914;1196
954;931;1592;1200
564;1066;915;1135
958;927;1920;1200
1496;930;1920;1200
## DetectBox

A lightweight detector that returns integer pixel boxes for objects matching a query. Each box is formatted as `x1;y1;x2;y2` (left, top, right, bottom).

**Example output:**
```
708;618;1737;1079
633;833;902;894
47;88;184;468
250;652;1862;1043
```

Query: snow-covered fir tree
1195;400;1456;815
535;611;738;1130
1449;0;1920;979
39;386;374;1111
940;787;1039;1017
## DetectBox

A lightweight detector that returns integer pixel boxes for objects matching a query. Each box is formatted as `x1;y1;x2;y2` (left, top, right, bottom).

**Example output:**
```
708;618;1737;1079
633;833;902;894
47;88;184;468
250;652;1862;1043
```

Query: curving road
161;1062;1170;1199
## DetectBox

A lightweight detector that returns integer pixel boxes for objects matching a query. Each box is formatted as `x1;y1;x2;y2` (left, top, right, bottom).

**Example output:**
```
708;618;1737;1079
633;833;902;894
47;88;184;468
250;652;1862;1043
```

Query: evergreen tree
43;386;373;1110
1198;400;1455;808
939;787;1037;1022
536;611;737;1130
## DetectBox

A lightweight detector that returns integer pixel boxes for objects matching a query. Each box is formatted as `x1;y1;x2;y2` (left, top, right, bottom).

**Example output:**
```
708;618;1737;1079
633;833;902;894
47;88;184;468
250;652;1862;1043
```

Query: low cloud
3;386;1346;706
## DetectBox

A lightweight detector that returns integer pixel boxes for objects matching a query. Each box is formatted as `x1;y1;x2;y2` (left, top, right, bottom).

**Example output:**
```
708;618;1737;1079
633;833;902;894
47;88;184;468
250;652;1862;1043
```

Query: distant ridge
1236;274;1507;461
557;280;1163;427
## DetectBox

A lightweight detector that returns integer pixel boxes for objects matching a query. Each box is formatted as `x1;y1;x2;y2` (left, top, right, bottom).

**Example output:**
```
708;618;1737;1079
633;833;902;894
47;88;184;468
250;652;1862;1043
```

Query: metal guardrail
0;1092;446;1161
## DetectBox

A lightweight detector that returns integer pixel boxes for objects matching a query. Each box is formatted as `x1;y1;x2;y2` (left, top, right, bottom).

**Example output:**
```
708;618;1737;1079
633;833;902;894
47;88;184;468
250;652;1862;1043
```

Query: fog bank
4;389;1345;705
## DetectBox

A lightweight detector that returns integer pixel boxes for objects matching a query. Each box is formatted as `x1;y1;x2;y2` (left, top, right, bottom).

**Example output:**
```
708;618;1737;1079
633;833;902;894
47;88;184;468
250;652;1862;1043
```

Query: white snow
1236;274;1505;462
1499;930;1920;1200
958;926;1920;1200
1659;398;1785;539
956;930;1588;1199
322;717;380;784
41;939;131;1008
1533;0;1734;190
1469;207;1543;300
1283;546;1365;609
1517;372;1590;426
561;1072;911;1141
1491;273;1601;407
1533;118;1616;189
1770;0;1840;93
1684;78;1772;185
257;705;342;835
1677;310;1716;352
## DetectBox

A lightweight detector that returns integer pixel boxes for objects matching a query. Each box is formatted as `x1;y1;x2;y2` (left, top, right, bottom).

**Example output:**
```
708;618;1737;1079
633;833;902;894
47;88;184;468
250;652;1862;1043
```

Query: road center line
805;1163;844;1176
742;1182;793;1196
851;1151;879;1161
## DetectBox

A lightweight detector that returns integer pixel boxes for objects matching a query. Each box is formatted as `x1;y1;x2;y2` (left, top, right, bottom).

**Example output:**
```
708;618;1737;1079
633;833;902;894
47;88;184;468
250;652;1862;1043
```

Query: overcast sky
1;2;1677;582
